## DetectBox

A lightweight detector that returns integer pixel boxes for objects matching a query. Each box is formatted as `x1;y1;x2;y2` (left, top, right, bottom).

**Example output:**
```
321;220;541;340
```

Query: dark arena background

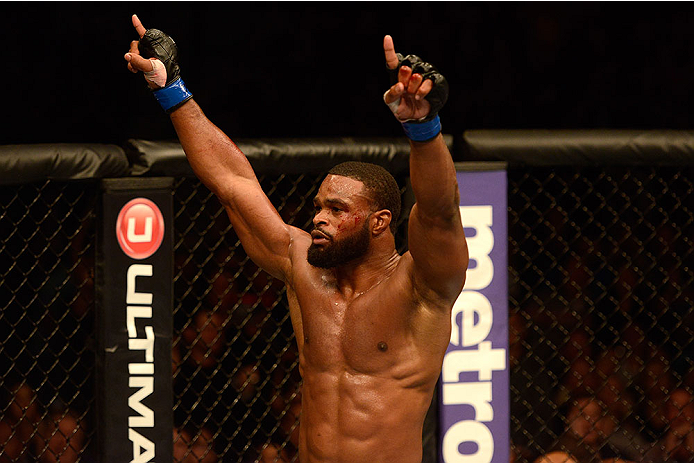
1;2;693;462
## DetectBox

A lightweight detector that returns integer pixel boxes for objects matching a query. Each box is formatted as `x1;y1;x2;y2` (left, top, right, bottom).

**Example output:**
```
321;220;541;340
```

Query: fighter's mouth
311;229;331;244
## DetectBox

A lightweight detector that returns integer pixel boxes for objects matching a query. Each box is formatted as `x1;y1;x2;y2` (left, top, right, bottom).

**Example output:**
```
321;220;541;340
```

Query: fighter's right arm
125;15;295;282
170;101;294;282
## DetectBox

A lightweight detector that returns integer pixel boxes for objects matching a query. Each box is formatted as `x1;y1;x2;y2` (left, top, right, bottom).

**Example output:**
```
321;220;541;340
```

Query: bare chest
296;286;415;375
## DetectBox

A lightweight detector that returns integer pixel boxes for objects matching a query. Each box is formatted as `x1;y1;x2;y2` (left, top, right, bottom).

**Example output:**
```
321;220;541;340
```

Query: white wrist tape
383;90;425;123
384;90;441;141
384;91;401;116
144;58;167;88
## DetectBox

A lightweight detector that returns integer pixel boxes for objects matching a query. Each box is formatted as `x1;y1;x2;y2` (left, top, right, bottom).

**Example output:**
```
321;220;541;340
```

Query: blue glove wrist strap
401;115;441;142
153;78;193;113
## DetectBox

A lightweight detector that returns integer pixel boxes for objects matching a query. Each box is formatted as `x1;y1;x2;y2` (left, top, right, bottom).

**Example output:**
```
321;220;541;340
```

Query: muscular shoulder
390;254;454;350
287;226;311;253
401;251;461;311
284;227;314;286
408;203;468;304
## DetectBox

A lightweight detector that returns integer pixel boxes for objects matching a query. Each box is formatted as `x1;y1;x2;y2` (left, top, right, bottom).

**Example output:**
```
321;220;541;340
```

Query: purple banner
439;169;509;462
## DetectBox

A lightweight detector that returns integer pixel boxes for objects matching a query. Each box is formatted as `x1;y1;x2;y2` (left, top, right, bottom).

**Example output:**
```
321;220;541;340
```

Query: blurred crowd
508;175;694;463
2;169;692;462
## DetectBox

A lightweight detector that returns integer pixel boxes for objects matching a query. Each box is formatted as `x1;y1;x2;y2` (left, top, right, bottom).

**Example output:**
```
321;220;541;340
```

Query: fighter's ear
371;209;392;236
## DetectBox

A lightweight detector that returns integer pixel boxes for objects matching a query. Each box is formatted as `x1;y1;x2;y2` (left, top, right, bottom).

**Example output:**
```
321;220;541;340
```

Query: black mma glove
386;53;449;141
139;28;193;113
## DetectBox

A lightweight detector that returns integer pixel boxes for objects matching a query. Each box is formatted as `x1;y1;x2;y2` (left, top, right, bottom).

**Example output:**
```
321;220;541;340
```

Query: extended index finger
132;14;146;38
384;35;399;69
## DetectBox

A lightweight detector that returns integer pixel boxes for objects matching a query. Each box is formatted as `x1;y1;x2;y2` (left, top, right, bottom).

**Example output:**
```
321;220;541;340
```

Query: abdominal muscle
298;367;434;463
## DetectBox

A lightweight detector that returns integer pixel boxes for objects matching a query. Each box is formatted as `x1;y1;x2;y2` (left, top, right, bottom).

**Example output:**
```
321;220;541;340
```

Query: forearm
127;20;258;206
169;99;293;280
169;100;256;202
409;134;460;220
125;18;293;279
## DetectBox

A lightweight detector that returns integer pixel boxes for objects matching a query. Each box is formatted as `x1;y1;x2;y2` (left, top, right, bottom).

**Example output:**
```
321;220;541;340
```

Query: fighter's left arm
383;36;468;303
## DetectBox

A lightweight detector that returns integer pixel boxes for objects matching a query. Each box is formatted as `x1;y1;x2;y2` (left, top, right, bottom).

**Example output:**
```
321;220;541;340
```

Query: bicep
220;177;300;282
408;203;468;301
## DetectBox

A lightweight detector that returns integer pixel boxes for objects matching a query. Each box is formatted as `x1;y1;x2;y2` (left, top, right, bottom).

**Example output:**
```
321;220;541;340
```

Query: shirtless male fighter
124;15;469;462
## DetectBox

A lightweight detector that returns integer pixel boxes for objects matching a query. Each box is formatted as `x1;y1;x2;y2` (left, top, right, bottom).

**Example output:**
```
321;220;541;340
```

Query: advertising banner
97;178;174;462
439;167;509;462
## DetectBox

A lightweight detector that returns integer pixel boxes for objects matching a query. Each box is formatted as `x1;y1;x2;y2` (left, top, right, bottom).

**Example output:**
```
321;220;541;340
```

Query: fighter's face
307;175;373;269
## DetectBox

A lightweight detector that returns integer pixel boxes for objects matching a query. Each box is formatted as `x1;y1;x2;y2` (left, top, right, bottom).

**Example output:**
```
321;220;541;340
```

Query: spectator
533;451;578;463
278;389;301;450
0;419;24;461
232;363;262;404
3;383;40;460
549;394;644;462
508;311;527;369
556;356;600;406
638;350;675;439
32;405;88;463
257;442;291;462
661;388;694;462
173;426;218;463
562;327;592;365
181;308;228;369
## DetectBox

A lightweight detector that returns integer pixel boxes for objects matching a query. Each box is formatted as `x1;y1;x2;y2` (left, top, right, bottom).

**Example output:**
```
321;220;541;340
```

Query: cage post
96;178;174;462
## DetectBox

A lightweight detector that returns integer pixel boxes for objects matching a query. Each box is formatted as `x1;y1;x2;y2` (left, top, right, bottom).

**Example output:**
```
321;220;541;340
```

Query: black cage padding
125;136;454;178
460;129;694;165
0;144;129;185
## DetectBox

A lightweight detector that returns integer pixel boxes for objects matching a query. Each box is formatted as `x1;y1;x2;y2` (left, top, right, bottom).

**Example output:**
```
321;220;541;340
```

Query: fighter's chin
307;247;324;267
306;244;337;269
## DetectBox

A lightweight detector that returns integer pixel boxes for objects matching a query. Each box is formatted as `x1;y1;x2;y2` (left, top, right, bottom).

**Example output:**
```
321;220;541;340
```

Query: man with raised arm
124;15;468;462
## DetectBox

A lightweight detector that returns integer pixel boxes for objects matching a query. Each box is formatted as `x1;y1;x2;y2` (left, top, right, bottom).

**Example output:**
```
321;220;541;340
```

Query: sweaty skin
284;176;458;462
126;16;469;462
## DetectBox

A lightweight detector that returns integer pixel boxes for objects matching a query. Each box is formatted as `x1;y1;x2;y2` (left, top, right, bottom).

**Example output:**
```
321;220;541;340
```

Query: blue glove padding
152;77;193;114
401;115;441;142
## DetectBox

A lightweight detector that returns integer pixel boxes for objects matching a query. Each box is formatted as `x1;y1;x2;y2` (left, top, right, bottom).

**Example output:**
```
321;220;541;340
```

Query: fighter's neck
329;249;400;299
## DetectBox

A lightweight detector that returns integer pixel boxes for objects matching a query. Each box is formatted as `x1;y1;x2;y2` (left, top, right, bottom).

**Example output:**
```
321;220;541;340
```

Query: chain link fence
0;180;98;462
171;174;311;462
170;172;411;462
509;166;694;463
1;141;692;462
